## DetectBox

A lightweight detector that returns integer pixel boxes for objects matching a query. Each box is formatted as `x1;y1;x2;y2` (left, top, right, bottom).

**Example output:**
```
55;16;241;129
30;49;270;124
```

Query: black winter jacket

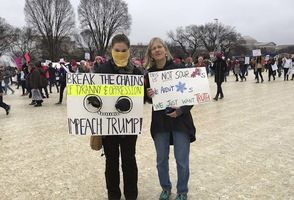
212;58;227;83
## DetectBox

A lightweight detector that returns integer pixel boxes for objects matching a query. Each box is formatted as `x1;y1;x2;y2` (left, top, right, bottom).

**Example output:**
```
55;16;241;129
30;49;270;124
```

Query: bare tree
198;22;241;56
24;0;75;61
167;25;201;57
11;27;38;57
168;27;190;57
78;0;131;55
130;43;146;61
0;17;15;56
74;29;96;59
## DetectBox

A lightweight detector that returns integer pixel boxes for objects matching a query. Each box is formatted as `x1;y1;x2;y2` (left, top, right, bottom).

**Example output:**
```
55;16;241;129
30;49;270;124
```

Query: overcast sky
1;0;294;45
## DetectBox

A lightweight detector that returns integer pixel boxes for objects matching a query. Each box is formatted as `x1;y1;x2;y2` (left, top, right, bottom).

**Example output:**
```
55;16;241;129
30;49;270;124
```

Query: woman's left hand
166;106;179;118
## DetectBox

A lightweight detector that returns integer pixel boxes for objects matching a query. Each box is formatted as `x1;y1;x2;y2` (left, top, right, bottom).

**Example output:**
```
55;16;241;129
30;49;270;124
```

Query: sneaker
6;105;11;115
175;193;187;200
55;102;62;105
159;190;171;200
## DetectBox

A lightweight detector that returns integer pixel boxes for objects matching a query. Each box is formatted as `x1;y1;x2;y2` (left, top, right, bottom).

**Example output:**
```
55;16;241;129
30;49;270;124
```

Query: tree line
0;0;292;63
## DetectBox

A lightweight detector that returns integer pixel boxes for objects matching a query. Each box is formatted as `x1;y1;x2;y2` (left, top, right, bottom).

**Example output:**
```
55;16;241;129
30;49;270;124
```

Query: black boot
6;105;11;115
34;100;42;107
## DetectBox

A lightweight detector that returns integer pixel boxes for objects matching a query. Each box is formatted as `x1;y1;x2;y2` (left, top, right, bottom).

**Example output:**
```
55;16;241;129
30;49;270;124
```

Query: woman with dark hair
96;34;141;200
145;37;196;200
212;53;227;100
28;63;43;107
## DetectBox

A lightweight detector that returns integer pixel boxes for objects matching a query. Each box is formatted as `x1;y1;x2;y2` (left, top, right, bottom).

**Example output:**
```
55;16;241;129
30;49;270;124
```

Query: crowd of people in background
0;52;294;114
1;32;294;200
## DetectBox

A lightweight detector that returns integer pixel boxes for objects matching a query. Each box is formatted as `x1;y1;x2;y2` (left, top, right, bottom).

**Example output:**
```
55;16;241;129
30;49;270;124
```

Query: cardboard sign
271;63;278;71
245;57;250;65
85;53;90;60
252;49;262;57
67;73;144;135
148;67;211;111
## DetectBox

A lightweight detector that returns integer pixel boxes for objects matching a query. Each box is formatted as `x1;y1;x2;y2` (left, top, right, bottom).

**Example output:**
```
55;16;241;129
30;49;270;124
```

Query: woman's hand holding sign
147;88;155;98
166;106;180;118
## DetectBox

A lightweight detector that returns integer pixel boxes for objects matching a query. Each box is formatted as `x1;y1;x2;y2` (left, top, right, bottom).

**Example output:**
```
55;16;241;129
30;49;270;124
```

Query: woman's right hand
147;88;155;98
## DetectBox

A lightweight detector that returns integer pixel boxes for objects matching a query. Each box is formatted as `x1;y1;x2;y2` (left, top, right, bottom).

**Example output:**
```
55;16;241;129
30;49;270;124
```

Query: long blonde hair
144;37;173;69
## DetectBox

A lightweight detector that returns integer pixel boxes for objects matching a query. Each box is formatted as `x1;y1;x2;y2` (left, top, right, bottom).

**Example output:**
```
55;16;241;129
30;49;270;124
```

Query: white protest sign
67;73;144;135
148;67;211;111
271;63;278;71
245;57;250;65
45;60;51;65
85;53;90;60
252;49;262;57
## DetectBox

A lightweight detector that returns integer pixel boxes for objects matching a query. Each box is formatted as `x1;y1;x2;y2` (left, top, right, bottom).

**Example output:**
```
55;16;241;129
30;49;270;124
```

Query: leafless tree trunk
24;0;75;61
78;0;131;55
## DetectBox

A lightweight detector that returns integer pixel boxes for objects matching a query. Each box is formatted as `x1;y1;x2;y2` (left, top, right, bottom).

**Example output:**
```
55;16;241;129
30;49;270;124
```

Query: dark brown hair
111;34;130;48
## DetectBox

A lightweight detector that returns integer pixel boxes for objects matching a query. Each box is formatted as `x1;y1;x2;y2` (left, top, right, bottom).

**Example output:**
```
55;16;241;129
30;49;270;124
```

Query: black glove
115;97;131;113
87;96;101;108
164;107;175;114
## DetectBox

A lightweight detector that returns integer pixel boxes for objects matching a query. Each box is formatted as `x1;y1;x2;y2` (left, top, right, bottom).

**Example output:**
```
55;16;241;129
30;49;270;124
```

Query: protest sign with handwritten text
148;67;211;111
66;73;144;135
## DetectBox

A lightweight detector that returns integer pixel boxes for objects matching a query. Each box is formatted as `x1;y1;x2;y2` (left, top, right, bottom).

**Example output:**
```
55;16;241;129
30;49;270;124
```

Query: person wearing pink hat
93;56;103;73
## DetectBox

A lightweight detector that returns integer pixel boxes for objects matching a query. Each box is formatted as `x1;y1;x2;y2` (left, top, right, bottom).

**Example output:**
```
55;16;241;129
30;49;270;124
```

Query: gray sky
1;0;294;45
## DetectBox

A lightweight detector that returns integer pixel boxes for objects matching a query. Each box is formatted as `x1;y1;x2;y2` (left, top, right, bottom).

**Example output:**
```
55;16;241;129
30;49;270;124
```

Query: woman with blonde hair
145;37;196;200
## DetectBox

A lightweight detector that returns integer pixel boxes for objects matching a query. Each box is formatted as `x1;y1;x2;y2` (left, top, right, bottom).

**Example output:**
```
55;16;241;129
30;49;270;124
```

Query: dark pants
21;80;27;95
58;82;66;103
0;87;9;111
103;136;138;200
268;69;276;81
284;68;289;81
215;82;224;98
256;68;263;82
49;79;59;93
235;74;239;81
40;86;49;98
277;67;282;77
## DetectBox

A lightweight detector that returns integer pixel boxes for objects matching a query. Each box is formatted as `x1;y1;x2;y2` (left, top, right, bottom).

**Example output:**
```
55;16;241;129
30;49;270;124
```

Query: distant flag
15;57;22;69
24;52;31;64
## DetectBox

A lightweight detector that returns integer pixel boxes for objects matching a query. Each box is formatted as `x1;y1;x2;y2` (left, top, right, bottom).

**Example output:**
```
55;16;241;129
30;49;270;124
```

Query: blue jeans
154;131;190;194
